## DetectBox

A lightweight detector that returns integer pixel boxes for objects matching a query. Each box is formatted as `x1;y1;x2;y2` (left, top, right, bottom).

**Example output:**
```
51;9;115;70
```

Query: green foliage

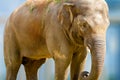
30;4;36;13
54;0;61;3
54;0;68;3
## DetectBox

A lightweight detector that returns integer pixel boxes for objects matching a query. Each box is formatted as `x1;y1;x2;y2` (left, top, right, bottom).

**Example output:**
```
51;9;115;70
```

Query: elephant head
58;0;110;80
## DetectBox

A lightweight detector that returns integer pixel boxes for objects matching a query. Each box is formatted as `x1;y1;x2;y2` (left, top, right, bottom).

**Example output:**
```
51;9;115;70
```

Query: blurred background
0;0;120;80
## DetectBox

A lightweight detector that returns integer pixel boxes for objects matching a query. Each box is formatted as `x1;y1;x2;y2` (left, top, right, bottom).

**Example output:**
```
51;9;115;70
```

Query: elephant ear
57;2;75;25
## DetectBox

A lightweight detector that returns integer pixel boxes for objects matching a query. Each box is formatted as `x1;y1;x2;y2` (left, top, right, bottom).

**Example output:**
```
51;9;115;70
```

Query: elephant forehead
75;0;109;27
75;0;107;15
84;14;108;32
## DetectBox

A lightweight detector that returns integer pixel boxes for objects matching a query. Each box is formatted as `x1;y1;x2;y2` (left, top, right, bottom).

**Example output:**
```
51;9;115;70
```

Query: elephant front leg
70;46;87;80
54;51;72;80
23;58;46;80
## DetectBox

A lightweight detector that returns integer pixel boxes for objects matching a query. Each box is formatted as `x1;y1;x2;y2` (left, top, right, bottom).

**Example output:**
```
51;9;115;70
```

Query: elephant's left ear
57;2;75;25
63;2;75;23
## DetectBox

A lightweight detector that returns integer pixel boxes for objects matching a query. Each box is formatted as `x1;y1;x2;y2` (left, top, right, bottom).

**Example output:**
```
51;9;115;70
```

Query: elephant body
4;0;109;80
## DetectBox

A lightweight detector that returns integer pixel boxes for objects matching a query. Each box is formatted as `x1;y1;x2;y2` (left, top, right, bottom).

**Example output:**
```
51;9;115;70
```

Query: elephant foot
79;71;89;80
81;71;89;78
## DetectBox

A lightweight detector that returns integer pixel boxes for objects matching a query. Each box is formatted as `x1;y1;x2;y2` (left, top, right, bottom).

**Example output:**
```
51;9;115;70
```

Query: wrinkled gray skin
4;0;109;80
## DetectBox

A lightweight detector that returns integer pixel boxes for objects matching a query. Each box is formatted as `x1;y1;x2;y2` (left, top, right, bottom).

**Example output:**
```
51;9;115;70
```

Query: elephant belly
18;36;52;60
21;44;52;60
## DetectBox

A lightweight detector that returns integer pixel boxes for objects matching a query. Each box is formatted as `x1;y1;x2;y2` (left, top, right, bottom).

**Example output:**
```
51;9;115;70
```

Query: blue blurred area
106;25;120;80
0;0;120;80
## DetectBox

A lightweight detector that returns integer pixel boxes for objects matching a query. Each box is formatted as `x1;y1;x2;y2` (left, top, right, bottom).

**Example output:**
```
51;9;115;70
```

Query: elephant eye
80;22;89;32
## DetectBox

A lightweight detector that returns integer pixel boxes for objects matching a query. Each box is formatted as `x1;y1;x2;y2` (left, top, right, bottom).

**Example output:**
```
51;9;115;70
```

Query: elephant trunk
84;35;106;80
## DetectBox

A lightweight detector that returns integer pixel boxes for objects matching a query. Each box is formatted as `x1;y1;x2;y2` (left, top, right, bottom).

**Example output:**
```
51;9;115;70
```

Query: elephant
4;0;109;80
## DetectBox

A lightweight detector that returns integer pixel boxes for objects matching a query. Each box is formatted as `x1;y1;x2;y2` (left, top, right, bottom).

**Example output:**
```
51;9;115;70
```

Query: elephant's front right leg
70;46;87;80
54;51;72;80
23;58;46;80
